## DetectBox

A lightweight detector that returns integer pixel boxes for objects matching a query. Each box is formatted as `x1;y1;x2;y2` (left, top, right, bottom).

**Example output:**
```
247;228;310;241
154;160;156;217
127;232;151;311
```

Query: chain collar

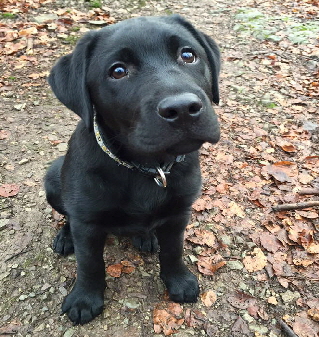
93;113;185;188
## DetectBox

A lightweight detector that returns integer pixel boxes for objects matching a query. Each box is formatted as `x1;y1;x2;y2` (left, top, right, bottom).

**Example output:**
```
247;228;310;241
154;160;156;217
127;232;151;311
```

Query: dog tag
154;167;167;188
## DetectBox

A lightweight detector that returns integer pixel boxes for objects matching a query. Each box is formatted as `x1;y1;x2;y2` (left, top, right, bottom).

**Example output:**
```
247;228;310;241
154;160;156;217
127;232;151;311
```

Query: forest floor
0;0;318;336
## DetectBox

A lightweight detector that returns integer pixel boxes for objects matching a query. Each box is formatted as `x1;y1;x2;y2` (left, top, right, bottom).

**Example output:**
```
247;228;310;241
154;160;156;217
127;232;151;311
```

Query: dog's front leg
157;214;199;303
62;219;106;325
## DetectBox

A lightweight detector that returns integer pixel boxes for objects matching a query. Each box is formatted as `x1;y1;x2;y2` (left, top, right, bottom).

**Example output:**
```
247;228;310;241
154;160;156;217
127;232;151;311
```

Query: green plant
1;12;16;19
89;0;102;8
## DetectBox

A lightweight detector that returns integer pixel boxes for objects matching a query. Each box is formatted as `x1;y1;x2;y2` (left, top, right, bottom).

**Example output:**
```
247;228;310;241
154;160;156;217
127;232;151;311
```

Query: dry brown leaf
243;248;267;272
121;260;135;274
106;263;123;277
197;255;226;276
292;312;319;336
201;290;217;307
260;232;282;253
306;243;319;254
307;308;319;322
226;201;245;218
186;229;216;247
280;144;297;153
0;183;20;197
299;172;314;184
153;304;184;336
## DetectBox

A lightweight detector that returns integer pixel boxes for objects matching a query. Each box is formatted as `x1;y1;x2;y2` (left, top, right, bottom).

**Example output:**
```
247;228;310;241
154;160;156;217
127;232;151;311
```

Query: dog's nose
157;93;203;122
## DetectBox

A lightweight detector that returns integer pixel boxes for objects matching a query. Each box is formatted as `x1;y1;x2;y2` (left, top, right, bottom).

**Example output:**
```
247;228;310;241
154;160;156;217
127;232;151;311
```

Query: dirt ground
0;0;318;336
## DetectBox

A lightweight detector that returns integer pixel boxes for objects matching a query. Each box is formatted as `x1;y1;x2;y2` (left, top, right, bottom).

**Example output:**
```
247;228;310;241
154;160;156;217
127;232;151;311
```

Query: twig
298;188;319;196
278;319;299;337
272;201;319;212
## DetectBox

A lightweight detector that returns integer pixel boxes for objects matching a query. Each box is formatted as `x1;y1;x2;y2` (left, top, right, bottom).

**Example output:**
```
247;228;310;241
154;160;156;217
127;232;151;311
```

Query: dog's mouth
166;139;205;155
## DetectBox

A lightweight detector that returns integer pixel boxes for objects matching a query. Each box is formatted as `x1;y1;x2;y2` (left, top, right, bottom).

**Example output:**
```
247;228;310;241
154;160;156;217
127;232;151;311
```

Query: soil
0;0;318;336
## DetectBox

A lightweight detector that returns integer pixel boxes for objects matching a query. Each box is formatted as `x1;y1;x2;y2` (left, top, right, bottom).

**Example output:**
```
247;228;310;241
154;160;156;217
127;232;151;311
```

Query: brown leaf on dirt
292;250;315;267
299;172;314;184
279;143;297;153
243;248;267;272
227;292;256;310
192;195;213;211
226;201;245;218
307;308;319;322
0;321;22;335
184;309;206;329
201;290;217;307
306;243;319;254
0;129;11;139
186;229;216;247
0;183;19;197
231;316;250;334
153;303;184;335
260;232;282;253
296;210;319;219
292;312;319;336
197;255;226;276
106;263;123;278
106;261;135;277
262;164;292;183
121;260;135;274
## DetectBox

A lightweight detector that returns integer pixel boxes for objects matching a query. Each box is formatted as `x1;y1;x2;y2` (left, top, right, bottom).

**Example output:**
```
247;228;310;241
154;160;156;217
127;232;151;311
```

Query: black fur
45;15;220;325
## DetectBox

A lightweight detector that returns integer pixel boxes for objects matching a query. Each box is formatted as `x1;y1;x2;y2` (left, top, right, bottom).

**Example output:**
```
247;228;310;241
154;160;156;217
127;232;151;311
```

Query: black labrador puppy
45;14;220;325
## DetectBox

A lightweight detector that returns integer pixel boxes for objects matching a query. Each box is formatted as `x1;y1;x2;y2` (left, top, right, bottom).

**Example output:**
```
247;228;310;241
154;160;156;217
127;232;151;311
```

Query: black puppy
45;14;220;325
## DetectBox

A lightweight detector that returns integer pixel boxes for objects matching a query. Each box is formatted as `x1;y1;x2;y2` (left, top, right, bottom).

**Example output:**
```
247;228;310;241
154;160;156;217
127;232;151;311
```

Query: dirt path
0;0;318;336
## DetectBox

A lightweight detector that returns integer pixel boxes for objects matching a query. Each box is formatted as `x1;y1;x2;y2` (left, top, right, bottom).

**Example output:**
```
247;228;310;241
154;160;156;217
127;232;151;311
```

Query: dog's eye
180;48;196;64
110;64;128;79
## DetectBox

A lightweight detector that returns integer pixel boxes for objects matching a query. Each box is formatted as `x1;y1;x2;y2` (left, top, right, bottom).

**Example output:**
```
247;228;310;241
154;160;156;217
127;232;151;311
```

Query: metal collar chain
93;113;185;188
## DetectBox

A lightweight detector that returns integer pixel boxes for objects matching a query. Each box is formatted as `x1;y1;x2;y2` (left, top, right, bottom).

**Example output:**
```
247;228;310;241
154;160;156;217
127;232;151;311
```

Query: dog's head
49;15;221;161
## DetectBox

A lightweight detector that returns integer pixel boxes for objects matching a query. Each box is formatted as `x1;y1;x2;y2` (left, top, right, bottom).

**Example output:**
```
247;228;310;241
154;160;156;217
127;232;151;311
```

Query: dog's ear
169;15;221;105
48;31;98;130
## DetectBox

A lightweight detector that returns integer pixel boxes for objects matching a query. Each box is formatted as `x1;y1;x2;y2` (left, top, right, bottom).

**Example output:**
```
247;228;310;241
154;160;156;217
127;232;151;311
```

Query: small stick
298;188;319;196
272;201;319;212
278;319;299;337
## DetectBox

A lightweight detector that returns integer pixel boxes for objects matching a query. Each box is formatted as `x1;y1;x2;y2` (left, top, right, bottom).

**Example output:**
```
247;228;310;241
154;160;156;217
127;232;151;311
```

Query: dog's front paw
161;270;199;303
132;233;159;253
53;225;74;256
62;286;104;325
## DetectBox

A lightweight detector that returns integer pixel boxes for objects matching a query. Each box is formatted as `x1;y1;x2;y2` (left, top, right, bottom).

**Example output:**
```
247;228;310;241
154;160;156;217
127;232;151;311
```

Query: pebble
281;290;300;303
57;143;68;152
19;158;29;165
63;328;75;337
123;298;141;309
227;260;243;270
19;294;28;301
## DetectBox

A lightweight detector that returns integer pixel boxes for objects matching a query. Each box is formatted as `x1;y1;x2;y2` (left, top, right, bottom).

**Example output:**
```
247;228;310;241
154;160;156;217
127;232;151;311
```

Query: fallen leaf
260;232;282;253
153;303;184;335
197;255;226;276
243;248;267;272
226;201;245;218
280;143;297;153
293;312;319;336
201;290;217;307
106;263;123;277
307;308;319;322
187;229;216;247
0;184;20;197
121;260;135;274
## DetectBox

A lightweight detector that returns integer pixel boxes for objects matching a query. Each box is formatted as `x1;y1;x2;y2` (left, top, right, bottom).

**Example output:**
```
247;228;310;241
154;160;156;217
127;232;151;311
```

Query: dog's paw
161;270;199;303
132;233;159;253
62;287;104;325
53;226;74;256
